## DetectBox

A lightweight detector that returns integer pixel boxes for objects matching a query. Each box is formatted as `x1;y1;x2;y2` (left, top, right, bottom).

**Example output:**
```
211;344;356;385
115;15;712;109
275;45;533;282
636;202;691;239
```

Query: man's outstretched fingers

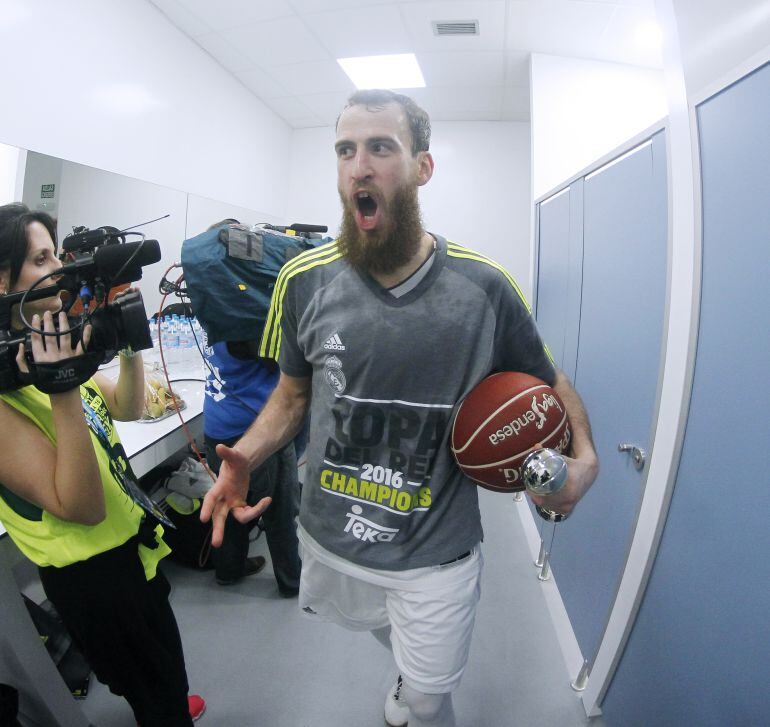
232;497;272;524
199;489;216;523
216;442;238;462
210;501;230;548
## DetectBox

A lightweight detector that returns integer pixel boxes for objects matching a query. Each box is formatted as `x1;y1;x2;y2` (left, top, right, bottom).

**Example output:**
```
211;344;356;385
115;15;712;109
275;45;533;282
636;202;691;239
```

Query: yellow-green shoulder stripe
446;241;532;312
259;242;343;360
446;241;554;365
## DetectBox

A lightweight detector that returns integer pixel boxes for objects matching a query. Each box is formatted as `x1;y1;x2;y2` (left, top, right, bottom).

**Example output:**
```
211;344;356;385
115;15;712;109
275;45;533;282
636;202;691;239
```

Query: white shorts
297;526;483;694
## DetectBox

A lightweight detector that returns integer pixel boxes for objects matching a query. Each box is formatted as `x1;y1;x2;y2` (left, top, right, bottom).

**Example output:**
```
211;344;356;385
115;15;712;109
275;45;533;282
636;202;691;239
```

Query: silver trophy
521;448;570;522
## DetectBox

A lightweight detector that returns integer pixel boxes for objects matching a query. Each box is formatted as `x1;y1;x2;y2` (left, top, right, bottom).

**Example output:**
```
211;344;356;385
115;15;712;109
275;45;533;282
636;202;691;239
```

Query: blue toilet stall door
544;133;668;665
601;62;770;727
536;182;584;382
535;187;571;370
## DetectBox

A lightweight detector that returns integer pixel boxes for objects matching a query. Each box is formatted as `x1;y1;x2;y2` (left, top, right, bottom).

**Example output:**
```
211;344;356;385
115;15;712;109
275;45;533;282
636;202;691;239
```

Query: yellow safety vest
0;380;169;579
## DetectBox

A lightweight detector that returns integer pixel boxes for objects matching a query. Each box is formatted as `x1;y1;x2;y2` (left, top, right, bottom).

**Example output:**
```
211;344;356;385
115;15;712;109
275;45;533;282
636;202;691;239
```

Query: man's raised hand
200;443;272;547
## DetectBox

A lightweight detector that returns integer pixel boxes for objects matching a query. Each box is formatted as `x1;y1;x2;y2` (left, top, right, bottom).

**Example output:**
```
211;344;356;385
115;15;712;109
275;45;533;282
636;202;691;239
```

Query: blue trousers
204;436;301;594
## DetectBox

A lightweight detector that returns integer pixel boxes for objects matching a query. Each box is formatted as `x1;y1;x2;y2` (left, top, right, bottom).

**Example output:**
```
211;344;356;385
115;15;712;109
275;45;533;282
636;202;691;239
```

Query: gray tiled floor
81;490;602;727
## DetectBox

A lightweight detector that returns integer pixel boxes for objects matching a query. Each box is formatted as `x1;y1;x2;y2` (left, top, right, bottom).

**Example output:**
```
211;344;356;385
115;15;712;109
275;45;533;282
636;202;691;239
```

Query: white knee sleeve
401;682;454;725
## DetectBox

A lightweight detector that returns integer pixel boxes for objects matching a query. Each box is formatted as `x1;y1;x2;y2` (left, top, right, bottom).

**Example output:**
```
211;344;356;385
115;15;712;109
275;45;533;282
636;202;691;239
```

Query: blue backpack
181;224;327;346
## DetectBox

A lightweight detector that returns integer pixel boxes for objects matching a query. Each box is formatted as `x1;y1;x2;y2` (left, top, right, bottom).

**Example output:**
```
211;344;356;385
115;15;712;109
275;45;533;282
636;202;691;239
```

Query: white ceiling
148;0;661;128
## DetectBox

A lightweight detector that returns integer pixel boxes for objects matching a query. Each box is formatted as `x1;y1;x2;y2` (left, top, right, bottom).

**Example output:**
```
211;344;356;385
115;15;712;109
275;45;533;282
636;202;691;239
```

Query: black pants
205;436;301;593
39;537;193;727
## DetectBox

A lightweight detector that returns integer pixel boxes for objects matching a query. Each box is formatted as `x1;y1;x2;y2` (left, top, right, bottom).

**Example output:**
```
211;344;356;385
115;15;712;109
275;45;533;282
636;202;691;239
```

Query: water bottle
191;317;203;347
159;317;168;351
180;319;193;364
149;319;159;347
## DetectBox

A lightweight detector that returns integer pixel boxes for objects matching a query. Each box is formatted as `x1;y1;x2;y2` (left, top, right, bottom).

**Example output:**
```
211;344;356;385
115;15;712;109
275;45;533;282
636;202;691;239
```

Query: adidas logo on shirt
323;333;346;351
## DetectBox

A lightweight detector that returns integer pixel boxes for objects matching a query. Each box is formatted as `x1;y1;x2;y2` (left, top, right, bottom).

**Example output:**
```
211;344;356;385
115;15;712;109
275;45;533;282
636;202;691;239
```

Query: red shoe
136;696;206;726
188;694;206;721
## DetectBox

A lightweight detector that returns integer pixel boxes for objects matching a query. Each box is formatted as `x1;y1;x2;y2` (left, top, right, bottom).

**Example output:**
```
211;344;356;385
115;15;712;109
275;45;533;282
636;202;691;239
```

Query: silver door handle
618;443;647;470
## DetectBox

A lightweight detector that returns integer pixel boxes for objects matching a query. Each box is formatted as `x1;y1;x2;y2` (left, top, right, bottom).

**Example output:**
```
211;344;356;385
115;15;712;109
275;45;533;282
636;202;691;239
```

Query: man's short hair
337;89;431;156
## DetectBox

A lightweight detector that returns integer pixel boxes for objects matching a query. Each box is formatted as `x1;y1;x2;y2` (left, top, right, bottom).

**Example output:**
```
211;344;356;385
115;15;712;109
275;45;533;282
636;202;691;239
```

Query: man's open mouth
353;191;381;231
355;191;378;218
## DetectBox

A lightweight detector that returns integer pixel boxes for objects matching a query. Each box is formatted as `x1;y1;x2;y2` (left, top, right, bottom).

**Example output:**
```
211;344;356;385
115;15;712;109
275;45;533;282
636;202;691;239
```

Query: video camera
0;224;161;393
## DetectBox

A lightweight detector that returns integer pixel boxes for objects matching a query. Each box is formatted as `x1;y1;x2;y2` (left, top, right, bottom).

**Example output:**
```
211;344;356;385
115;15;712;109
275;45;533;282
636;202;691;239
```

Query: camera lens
111;291;153;352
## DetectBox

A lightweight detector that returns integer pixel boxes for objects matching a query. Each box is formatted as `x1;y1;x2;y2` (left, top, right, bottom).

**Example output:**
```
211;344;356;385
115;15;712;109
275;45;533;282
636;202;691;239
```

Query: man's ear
0;269;9;296
415;151;434;187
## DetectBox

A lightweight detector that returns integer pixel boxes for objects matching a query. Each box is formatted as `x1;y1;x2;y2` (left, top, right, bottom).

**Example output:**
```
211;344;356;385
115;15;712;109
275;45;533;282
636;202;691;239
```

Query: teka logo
343;505;399;543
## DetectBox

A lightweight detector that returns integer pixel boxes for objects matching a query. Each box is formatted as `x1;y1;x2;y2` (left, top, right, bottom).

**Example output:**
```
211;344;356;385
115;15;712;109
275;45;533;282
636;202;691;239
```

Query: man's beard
338;184;424;276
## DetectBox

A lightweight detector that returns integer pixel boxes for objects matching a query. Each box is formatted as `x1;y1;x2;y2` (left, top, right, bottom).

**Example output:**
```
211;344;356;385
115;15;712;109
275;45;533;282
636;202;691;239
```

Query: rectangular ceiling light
337;53;425;90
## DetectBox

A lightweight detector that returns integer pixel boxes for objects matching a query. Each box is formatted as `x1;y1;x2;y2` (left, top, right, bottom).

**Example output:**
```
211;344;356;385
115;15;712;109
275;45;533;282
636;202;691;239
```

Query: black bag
0;684;21;726
139;464;214;570
161;495;214;570
22;596;91;699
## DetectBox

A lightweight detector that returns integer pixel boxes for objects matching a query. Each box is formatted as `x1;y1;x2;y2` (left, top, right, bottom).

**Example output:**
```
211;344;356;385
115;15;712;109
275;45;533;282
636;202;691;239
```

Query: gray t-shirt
260;235;555;570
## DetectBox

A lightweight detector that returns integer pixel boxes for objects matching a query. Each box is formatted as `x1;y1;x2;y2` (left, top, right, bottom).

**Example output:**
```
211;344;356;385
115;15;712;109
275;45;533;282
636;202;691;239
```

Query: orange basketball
451;372;571;492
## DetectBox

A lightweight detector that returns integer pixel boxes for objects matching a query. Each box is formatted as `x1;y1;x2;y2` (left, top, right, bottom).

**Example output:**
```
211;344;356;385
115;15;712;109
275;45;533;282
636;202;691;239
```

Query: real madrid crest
324;355;346;394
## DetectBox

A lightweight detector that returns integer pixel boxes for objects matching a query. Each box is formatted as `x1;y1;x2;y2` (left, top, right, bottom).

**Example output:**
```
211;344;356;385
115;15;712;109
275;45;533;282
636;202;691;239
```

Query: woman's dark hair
0;203;58;292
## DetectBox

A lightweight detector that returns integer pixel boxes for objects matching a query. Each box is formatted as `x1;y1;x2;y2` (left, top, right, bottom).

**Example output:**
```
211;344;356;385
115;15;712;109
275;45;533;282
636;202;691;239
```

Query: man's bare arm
234;372;312;469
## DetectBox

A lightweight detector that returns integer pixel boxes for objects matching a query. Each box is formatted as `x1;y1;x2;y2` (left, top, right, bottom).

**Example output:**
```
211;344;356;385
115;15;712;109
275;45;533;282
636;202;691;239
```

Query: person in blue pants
202;327;301;594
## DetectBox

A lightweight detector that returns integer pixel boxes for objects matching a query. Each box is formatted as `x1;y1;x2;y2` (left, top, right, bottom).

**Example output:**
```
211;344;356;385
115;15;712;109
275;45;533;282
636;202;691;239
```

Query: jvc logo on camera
54;367;76;381
343;505;399;543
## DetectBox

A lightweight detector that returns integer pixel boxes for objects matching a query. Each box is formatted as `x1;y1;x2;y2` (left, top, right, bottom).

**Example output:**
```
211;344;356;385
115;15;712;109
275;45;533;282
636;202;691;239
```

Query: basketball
451;372;571;492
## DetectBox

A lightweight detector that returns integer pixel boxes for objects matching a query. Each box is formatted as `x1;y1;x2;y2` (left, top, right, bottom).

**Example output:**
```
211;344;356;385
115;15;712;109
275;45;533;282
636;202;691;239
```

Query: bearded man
202;89;599;727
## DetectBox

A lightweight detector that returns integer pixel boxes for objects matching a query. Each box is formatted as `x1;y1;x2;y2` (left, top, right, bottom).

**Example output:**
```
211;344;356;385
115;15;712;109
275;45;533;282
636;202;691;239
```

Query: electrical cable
151;265;269;478
154;265;214;483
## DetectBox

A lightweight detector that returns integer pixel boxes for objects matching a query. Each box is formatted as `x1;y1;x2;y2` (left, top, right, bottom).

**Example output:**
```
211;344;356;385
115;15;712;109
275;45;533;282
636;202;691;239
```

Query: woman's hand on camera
15;311;92;373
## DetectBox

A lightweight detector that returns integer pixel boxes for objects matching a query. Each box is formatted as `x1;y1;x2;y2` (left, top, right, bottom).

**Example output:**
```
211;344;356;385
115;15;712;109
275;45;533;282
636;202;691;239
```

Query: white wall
0;0;291;218
286;121;534;298
21;152;62;217
19;152;288;321
285;127;340;236
674;0;770;99
0;143;24;205
56;159;188;319
185;195;283;241
530;54;667;200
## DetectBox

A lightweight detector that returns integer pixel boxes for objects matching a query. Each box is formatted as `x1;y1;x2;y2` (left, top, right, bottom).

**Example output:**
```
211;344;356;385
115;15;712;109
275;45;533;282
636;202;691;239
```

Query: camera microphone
288;223;328;234
59;239;161;286
93;239;161;283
